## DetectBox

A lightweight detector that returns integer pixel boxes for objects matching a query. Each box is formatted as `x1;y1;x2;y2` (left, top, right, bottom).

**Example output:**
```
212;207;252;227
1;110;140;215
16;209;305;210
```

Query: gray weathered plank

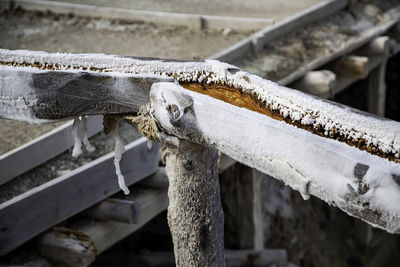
0;137;160;256
0;116;102;185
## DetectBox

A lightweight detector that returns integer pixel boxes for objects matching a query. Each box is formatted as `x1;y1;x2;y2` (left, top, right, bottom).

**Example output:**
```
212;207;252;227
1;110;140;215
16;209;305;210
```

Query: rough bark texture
162;140;225;267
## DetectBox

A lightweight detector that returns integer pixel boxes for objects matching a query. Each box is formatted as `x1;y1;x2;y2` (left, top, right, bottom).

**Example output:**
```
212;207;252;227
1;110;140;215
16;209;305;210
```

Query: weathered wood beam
148;82;400;234
225;249;288;267
82;198;139;224
220;163;264;250
1;0;273;32
367;36;390;116
291;70;336;98
0;138;160;256
0;115;103;185
1;49;400;234
35;227;96;267
72;185;169;255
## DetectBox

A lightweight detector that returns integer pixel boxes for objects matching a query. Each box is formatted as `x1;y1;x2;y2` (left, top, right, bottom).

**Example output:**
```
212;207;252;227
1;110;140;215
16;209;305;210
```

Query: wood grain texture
0;137;160;256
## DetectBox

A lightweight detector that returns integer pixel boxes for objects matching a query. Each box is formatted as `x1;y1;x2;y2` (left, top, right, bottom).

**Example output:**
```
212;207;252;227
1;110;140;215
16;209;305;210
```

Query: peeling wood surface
149;82;400;234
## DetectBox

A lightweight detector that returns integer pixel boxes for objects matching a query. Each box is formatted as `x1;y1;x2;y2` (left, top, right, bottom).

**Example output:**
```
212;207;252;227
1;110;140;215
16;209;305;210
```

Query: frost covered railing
1;49;400;265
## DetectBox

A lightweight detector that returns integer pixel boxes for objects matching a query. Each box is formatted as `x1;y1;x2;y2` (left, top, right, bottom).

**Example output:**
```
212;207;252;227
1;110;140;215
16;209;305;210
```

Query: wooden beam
291;70;336;98
72;185;169;254
211;0;347;62
0;116;103;185
82;198;139;224
148;82;400;234
0;138;160;256
367;36;390;116
337;56;369;79
225;249;288;267
220;163;264;250
36;227;96;267
279;6;400;85
1;0;272;31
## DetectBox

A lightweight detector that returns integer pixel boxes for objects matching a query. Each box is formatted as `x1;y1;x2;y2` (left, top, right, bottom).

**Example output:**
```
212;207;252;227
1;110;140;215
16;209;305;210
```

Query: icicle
72;117;83;158
113;120;130;195
81;116;96;152
147;139;153;149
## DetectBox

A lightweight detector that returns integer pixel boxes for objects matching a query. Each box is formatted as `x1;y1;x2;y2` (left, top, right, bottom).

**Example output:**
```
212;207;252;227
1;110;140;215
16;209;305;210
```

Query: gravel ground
0;8;250;154
49;0;323;20
0;121;142;203
236;1;399;82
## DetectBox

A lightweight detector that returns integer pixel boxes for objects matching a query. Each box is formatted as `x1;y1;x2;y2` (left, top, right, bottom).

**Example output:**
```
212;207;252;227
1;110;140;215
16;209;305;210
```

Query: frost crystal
82;116;96;152
71;116;95;158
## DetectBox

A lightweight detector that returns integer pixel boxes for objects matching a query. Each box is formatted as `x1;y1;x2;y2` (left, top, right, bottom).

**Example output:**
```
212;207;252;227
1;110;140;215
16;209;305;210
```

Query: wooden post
367;36;390;116
162;140;225;267
220;163;264;250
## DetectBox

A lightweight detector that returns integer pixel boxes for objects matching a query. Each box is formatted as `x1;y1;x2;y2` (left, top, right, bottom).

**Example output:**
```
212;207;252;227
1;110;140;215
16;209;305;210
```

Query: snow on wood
1;49;400;232
149;82;400;233
1;49;399;161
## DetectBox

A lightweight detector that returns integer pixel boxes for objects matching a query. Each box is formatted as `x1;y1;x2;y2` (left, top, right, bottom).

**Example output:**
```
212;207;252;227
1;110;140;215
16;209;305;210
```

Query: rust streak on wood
180;82;399;163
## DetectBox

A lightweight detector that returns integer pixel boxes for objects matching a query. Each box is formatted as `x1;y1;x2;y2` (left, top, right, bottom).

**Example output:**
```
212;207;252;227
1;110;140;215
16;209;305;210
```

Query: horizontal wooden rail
0;137;160;256
0;0;273;31
0;116;102;185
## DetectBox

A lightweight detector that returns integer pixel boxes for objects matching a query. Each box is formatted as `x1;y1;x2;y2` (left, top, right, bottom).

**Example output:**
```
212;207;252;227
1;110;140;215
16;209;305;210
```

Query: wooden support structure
71;181;169;255
0;138;160;256
225;249;288;267
1;0;272;32
36;227;96;267
220;163;264;250
82;198;139;224
0;115;103;185
367;36;390;116
291;70;336;98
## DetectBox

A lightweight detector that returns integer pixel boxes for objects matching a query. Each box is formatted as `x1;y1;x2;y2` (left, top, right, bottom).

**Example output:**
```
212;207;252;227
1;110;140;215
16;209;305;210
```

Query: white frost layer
113;120;130;195
72;117;83;158
150;82;400;233
71;116;96;158
1;49;399;157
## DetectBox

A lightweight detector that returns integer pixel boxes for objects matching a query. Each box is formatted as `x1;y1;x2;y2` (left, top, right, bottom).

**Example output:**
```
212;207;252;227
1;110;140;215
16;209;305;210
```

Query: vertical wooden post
220;163;264;250
367;36;390;116
163;140;225;267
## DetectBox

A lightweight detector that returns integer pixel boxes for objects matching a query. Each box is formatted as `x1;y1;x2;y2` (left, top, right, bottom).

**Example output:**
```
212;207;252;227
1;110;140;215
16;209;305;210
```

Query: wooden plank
0;116;103;185
280;8;400;86
149;82;400;234
82;198;139;224
291;70;336;97
252;0;348;52
211;0;347;62
0;137;160;256
367;37;390;116
225;249;288;267
1;0;272;31
72;185;169;254
220;164;264;250
36;227;96;267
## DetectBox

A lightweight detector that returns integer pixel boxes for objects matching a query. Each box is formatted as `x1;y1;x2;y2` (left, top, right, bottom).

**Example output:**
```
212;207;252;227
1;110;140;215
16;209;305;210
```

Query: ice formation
81;116;96;152
71;117;83;158
71;116;95;158
113;119;130;195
